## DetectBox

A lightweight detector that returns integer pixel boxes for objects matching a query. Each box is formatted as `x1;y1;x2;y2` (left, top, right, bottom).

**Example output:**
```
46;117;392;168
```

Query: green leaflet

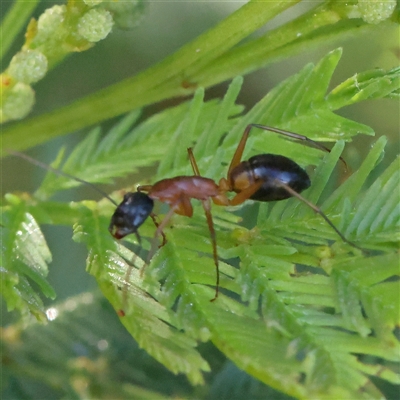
1;194;55;321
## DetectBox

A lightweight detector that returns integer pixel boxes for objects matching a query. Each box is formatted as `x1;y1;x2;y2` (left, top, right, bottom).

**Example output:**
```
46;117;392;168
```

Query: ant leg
277;181;365;252
140;207;176;277
185;150;222;300
118;238;144;317
249;124;348;171
142;195;194;276
119;253;137;316
187;147;201;176
228;180;264;206
227;124;253;178
227;124;348;175
200;198;219;301
211;178;261;207
120;211;169;313
149;213;167;247
137;185;168;245
134;184;167;245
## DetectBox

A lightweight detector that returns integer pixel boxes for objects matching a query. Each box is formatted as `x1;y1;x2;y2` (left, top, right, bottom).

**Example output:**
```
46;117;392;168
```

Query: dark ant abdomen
250;154;311;201
231;154;311;202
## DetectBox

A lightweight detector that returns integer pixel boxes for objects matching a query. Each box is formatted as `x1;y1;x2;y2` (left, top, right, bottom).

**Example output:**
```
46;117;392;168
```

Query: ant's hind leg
200;198;219;301
277;181;365;253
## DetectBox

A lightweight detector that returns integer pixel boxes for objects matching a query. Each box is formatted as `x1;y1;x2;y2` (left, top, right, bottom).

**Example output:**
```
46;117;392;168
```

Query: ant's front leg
141;207;176;277
135;184;166;246
149;212;167;247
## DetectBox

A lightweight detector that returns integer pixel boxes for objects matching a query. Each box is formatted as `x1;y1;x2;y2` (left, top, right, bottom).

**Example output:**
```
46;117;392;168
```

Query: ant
11;124;362;305
108;124;362;302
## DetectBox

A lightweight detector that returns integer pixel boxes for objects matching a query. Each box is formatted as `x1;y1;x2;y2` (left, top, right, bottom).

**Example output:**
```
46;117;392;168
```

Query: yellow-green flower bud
103;1;146;30
1;83;35;122
77;9;113;43
37;5;66;39
358;0;396;24
9;50;48;84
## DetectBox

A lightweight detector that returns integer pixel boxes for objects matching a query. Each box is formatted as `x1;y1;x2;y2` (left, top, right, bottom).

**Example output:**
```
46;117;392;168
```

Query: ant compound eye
109;192;154;239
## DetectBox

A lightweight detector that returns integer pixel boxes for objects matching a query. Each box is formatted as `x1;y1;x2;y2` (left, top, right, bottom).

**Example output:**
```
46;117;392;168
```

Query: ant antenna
10;150;142;315
9;150;118;207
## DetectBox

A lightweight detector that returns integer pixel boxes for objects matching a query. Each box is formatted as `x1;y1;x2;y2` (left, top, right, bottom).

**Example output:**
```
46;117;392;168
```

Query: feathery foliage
2;49;399;398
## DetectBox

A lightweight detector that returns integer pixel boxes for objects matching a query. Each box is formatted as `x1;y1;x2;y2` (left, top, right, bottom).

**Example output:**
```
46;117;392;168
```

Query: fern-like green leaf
2;49;399;398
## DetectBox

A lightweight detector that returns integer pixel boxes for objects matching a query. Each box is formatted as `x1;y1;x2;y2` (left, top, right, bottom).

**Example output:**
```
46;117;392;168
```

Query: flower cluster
1;0;146;123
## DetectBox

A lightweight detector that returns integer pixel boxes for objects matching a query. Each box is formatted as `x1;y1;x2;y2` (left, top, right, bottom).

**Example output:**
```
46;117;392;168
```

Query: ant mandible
108;124;361;302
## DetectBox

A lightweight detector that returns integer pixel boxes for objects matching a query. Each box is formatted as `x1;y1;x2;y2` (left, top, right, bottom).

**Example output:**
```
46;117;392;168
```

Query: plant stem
0;0;40;61
188;3;346;85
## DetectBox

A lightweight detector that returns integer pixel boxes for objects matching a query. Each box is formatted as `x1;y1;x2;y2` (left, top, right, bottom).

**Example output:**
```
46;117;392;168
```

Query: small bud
103;1;146;30
1;83;35;122
37;5;66;38
77;9;113;43
8;50;48;84
358;0;396;24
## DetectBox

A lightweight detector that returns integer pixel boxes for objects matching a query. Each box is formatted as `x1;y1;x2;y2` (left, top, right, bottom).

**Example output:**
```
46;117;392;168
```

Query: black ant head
109;192;154;241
